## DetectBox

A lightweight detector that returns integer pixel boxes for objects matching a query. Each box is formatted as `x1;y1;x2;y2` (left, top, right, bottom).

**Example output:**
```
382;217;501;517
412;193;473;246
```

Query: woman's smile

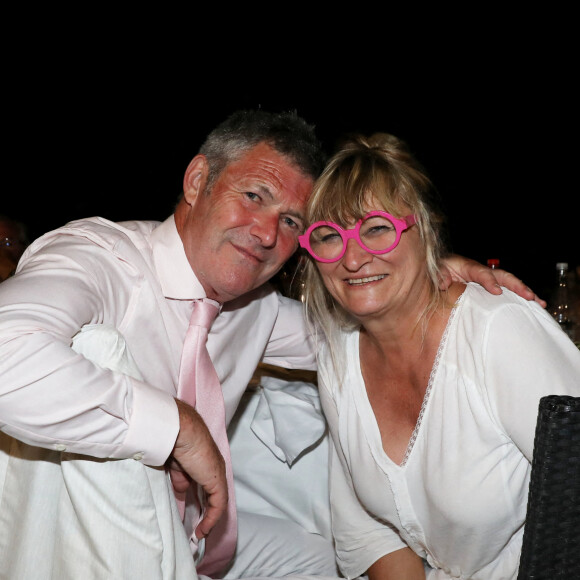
346;274;387;286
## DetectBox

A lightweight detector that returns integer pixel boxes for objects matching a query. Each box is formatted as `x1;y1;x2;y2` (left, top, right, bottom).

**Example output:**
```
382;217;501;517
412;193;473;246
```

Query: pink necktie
176;298;237;577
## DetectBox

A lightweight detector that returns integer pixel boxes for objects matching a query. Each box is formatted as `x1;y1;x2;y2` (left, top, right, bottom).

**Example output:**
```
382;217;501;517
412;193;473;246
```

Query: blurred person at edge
0;111;544;580
0;214;29;281
299;132;580;580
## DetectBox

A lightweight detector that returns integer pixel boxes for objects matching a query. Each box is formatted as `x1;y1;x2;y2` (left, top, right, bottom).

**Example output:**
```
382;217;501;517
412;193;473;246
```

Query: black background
4;18;577;301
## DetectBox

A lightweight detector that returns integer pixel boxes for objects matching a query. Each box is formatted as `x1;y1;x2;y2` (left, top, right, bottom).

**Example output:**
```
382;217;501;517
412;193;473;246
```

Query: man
0;110;540;580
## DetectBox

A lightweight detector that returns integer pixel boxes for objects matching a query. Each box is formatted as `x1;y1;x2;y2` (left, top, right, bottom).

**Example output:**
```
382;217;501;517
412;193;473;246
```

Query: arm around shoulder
441;255;546;307
262;292;317;370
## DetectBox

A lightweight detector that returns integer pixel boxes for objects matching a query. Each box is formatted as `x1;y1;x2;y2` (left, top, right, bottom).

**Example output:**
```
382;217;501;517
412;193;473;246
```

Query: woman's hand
441;255;546;308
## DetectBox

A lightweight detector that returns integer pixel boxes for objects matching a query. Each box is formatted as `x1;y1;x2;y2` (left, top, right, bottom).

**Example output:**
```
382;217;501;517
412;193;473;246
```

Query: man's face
176;142;314;303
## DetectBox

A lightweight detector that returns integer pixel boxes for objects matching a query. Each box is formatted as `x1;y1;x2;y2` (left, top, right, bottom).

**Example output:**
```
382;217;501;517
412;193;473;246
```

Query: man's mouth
232;243;263;263
347;274;386;286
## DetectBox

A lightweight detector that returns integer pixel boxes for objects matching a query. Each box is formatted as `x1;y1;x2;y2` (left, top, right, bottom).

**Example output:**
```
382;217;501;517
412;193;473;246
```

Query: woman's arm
368;548;426;580
441;255;546;307
484;297;580;459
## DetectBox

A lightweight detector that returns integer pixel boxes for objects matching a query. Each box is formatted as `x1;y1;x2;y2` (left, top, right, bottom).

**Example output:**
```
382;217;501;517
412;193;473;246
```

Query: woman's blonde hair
301;133;450;372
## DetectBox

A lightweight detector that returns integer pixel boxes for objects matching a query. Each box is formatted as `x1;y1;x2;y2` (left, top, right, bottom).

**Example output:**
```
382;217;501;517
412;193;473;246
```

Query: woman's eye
321;232;341;243
367;225;391;235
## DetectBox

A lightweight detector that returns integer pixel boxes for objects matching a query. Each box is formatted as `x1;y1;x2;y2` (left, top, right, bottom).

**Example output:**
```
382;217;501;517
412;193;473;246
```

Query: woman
299;133;580;579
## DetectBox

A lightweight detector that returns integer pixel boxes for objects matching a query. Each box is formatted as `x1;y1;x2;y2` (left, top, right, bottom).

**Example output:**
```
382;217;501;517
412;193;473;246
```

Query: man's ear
182;155;209;204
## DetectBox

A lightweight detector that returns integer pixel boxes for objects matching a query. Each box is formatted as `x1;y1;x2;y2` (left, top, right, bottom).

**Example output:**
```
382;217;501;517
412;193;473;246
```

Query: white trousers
223;511;339;579
0;325;342;580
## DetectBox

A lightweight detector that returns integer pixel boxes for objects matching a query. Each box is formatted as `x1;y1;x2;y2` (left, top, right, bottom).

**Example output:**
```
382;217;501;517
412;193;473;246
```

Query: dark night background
4;19;578;302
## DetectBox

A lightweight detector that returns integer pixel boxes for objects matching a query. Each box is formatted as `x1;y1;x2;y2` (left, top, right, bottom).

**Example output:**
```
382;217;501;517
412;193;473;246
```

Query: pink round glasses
298;211;417;263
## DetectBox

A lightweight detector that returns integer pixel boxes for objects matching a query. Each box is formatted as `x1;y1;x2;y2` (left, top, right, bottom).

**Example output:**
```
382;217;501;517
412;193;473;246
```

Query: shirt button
132;452;144;461
54;444;67;451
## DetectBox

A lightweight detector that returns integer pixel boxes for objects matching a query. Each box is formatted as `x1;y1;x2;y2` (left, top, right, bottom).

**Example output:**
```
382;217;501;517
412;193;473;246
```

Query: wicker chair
517;395;580;579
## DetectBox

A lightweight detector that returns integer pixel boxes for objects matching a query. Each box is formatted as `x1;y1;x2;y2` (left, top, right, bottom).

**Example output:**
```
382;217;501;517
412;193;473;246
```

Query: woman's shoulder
464;281;543;310
460;282;557;334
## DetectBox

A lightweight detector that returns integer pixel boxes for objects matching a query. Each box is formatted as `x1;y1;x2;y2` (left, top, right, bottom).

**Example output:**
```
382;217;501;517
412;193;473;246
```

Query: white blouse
318;283;580;580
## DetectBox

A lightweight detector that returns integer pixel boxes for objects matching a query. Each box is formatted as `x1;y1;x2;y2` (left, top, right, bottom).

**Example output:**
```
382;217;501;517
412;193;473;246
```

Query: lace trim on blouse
400;293;464;467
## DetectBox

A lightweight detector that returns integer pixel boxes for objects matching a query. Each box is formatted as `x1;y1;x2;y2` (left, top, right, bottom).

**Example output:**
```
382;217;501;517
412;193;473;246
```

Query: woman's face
315;203;428;323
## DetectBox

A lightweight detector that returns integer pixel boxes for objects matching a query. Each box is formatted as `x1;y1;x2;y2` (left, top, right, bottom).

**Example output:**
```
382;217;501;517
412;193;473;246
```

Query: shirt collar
150;215;207;300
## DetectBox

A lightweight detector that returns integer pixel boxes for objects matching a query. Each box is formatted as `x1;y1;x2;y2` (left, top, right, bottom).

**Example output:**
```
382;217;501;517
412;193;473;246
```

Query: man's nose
251;213;279;248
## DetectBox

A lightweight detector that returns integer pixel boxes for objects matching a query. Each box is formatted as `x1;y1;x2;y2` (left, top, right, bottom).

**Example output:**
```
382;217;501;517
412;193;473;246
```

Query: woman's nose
341;237;372;270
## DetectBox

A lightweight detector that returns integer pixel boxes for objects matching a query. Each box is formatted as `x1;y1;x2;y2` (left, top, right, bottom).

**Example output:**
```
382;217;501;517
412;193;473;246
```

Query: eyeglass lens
308;214;399;261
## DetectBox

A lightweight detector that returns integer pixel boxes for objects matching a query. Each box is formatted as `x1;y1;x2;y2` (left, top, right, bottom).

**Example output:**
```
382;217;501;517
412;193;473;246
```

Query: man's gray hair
199;109;326;191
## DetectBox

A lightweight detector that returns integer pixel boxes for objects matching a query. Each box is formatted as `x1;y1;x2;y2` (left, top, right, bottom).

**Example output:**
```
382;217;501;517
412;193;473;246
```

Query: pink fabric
176;299;237;577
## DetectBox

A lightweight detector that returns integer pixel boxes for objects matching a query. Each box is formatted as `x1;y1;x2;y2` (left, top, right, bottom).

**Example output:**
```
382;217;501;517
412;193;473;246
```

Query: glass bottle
550;262;576;341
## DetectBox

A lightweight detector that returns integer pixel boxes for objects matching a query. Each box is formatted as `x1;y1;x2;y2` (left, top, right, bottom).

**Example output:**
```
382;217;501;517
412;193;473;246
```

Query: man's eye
282;217;299;229
245;192;261;202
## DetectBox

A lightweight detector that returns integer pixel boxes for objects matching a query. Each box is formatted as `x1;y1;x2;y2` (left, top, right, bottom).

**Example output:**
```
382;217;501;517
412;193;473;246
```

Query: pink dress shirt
0;215;316;579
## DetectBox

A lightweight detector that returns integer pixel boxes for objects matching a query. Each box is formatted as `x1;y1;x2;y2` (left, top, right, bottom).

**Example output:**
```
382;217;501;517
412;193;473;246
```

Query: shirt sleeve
0;233;178;466
318;358;407;579
261;293;317;371
482;294;580;460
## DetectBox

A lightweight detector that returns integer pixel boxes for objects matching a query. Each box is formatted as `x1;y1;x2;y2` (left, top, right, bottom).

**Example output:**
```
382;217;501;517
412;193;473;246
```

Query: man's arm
0;234;179;465
170;399;228;539
441;255;546;307
261;292;317;370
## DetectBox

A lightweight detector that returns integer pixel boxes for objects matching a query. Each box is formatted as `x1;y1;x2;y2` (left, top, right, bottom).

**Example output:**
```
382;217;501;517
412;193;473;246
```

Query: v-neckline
354;291;464;467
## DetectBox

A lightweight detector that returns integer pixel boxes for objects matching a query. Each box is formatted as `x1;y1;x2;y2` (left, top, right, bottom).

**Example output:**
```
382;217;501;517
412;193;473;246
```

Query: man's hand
170;398;228;539
441;255;547;308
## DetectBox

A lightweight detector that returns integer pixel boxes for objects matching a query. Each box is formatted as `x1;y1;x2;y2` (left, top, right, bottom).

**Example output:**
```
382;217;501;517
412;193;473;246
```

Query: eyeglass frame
298;210;417;263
